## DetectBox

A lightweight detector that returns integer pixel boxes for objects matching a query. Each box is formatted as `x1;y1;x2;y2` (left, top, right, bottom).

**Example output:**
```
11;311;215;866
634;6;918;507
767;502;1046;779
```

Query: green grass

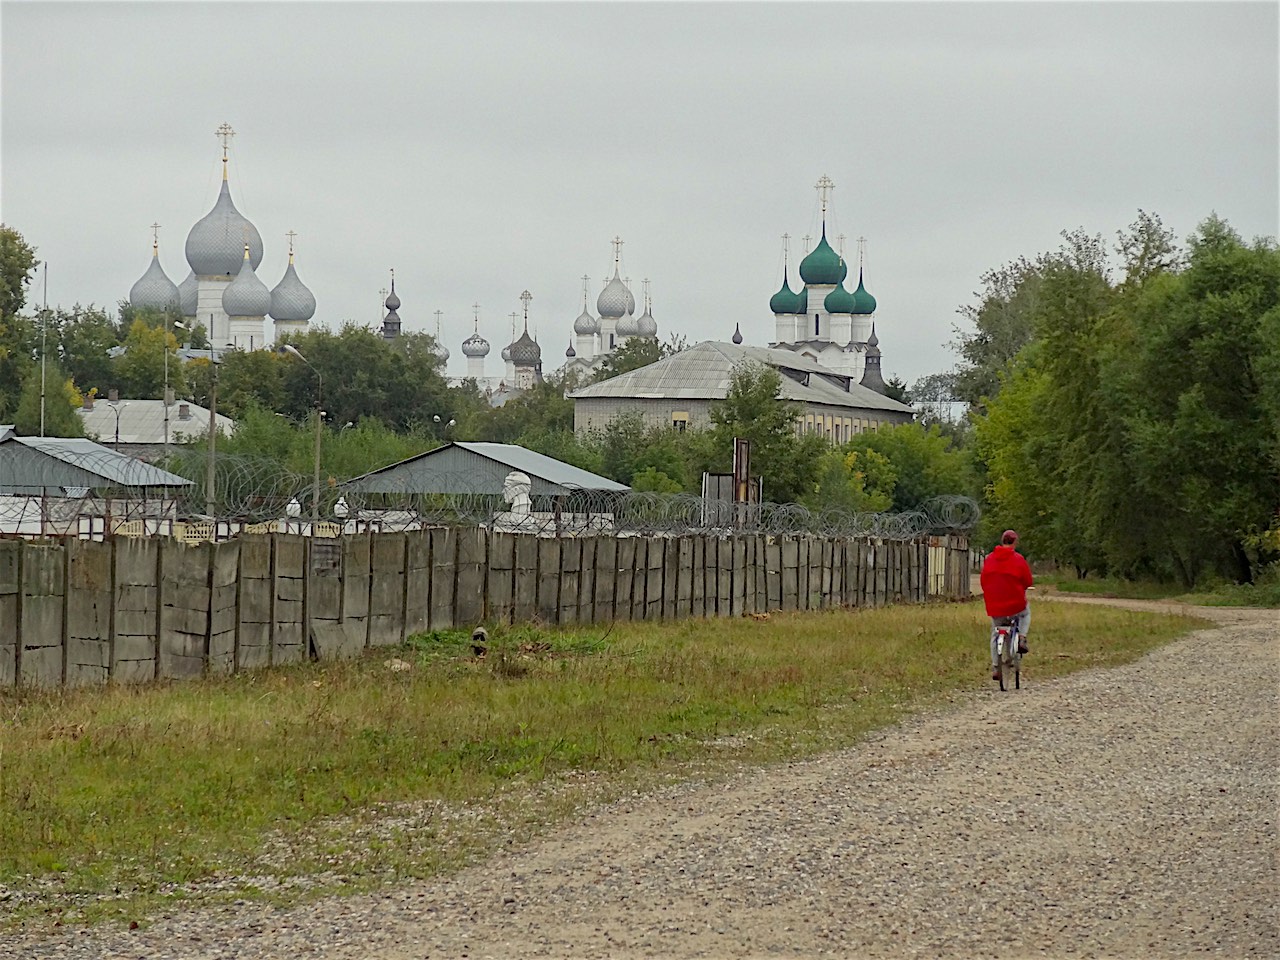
0;601;1208;929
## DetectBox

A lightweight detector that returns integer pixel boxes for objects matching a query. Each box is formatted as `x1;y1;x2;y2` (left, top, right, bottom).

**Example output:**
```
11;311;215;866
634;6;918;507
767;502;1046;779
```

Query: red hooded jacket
980;544;1033;617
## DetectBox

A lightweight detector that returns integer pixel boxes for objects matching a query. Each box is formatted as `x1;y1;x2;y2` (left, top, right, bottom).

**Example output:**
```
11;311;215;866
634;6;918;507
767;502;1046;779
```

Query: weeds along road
8;597;1278;960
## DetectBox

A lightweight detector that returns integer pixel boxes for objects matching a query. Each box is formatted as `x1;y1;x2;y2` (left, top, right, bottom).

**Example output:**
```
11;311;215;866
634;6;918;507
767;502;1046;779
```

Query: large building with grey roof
567;341;914;442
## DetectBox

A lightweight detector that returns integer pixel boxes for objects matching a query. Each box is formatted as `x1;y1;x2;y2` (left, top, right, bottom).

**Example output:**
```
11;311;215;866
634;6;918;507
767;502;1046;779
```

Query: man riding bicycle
980;529;1033;681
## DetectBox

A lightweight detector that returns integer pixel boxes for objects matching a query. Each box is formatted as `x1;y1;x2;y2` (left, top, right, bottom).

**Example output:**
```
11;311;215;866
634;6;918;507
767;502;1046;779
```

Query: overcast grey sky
3;1;1276;387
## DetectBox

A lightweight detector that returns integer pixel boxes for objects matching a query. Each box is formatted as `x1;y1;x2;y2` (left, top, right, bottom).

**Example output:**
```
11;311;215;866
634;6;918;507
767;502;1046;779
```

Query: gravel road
7;597;1277;960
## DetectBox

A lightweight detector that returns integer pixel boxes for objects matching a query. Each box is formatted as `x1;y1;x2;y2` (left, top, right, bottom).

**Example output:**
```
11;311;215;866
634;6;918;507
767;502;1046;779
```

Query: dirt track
7;596;1278;959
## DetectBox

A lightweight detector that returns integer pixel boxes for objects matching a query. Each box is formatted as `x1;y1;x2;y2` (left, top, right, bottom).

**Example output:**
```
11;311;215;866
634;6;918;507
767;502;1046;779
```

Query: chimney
178;403;191;420
82;395;94;411
108;388;119;403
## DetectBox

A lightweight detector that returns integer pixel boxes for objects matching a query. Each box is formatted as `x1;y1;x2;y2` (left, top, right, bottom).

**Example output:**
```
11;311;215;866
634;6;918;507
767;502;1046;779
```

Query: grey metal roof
568;340;915;414
77;399;235;445
342;441;628;496
0;433;192;490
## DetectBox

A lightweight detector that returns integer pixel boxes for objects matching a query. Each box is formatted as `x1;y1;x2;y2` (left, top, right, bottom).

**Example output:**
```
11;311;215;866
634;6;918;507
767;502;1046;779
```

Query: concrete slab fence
0;530;971;690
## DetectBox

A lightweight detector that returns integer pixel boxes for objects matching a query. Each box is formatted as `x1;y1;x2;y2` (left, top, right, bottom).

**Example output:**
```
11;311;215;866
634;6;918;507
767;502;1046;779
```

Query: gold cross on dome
150;222;161;244
611;236;624;264
216;123;236;157
286;230;297;254
815;174;834;215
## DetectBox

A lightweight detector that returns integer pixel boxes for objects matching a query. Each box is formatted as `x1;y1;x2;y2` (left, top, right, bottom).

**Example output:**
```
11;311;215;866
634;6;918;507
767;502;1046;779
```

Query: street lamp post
109;401;128;450
163;317;185;454
281;344;323;525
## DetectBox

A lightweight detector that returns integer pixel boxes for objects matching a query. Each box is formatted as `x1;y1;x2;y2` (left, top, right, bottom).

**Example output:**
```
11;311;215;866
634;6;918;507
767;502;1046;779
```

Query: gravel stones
6;600;1277;960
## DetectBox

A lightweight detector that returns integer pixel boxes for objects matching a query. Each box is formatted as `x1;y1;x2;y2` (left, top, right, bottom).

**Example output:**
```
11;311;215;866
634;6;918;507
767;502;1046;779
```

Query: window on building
672;411;689;432
815;314;820;336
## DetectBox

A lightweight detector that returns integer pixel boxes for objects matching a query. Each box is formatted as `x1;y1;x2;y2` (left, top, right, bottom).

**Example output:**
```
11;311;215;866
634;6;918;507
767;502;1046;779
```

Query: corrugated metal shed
342;441;629;497
0;429;192;494
568;341;915;414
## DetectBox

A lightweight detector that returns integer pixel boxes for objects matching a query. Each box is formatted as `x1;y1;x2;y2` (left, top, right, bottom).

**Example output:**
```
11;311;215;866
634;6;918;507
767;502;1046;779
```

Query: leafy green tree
57;305;119;396
482;377;575;442
844;420;977;513
709;361;825;504
882;376;909;403
0;227;39;419
14;362;83;437
0;311;35;421
277;325;454;431
597;411;689;487
805;447;895;512
1108;217;1280;583
631;466;684;493
950;257;1043;410
1115;208;1182;288
212;349;285;418
0;225;38;323
113;319;186;399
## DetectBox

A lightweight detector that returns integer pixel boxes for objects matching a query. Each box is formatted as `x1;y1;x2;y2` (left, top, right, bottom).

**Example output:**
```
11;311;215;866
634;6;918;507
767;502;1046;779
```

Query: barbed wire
0;449;979;541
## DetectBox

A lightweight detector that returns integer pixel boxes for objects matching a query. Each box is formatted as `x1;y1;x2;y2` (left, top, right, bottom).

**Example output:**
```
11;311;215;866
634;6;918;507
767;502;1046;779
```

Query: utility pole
39;261;48;436
205;335;218;517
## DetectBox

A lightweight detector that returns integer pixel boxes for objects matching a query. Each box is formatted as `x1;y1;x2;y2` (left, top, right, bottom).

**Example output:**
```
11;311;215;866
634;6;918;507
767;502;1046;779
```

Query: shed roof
77;398;235;445
342;441;629;496
567;341;915;414
0;429;192;490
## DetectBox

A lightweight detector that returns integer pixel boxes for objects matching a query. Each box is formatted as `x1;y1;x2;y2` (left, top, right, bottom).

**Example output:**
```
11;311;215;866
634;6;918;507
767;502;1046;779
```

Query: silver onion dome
510;329;541;365
433;340;450;362
596;268;630;319
269;261;316;323
129;249;180;311
186;179;264;277
178;271;199;317
566;340;576;358
615;311;639;337
462;332;491;358
501;342;513;362
574;308;600;335
385;284;401;312
222;249;272;317
635;308;658;338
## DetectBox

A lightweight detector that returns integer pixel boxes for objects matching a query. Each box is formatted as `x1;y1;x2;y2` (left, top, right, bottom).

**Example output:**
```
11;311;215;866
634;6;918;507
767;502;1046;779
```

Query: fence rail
0;528;974;691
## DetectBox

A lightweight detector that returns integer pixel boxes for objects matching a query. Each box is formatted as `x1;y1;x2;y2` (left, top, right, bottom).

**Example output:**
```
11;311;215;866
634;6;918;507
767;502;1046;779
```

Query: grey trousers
990;605;1031;666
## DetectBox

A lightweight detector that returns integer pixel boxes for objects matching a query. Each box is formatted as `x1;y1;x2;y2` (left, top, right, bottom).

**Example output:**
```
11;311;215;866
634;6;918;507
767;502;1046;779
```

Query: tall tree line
960;213;1280;585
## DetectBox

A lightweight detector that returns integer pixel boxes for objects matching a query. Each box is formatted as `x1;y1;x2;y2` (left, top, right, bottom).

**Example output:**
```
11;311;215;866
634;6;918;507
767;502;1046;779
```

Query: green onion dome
793;287;811;314
852;268;877;315
798;230;847;285
824;283;856;314
769;277;804;314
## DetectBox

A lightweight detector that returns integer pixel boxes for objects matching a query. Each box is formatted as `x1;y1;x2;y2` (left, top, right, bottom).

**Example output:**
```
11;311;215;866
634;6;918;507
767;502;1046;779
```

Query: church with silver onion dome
126;123;316;350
